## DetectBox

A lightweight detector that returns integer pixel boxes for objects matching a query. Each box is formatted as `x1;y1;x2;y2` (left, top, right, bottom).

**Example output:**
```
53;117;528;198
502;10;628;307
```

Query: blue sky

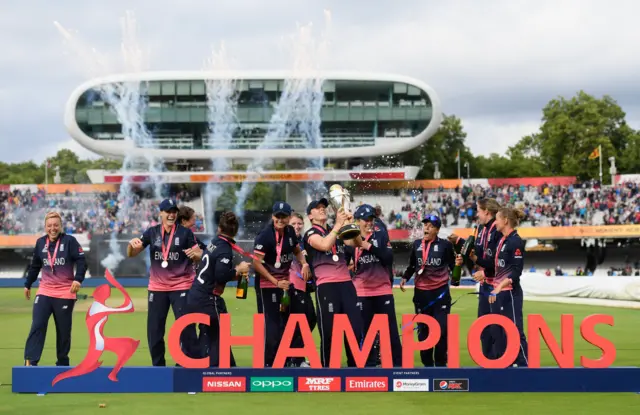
1;0;640;164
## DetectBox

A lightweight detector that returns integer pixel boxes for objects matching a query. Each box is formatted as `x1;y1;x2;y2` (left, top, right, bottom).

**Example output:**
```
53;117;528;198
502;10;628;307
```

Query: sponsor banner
0;234;40;248
349;171;406;180
297;377;341;392
249;377;294;392
356;179;462;190
202;377;246;392
345;377;388;392
433;379;469;392
392;379;429;392
102;169;414;184
0;234;90;250
451;224;640;240
32;184;118;193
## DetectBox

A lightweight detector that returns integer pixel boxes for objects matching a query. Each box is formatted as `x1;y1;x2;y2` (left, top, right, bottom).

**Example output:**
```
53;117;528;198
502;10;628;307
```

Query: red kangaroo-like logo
51;269;140;386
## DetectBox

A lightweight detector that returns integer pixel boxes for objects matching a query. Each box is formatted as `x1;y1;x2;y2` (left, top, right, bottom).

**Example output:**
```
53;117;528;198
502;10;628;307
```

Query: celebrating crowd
2;180;639;239
0;188;205;237
377;180;640;231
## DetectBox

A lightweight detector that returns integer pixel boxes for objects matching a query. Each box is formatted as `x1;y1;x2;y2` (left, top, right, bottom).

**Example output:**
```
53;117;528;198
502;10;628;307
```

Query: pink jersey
302;225;351;286
140;224;198;292
25;234;87;300
349;231;393;297
408;237;455;291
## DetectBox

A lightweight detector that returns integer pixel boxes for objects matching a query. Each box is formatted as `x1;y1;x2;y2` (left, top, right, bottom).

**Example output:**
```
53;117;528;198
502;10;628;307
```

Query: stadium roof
66;70;442;161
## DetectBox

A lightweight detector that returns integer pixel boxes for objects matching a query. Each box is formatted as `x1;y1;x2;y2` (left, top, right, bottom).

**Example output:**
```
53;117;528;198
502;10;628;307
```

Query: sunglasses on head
425;215;439;222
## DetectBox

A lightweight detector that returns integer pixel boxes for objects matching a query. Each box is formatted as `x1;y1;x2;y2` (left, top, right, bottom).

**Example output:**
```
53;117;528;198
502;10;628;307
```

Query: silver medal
274;261;281;269
161;260;168;268
332;254;339;262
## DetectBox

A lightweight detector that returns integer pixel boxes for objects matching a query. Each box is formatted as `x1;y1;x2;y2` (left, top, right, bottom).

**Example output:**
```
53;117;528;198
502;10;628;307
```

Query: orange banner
0;235;40;248
357;179;462;191
36;184;119;194
450;224;640;240
189;172;325;183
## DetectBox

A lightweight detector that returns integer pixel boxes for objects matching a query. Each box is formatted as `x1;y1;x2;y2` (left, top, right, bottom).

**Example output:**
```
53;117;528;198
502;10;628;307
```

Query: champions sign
48;271;617;387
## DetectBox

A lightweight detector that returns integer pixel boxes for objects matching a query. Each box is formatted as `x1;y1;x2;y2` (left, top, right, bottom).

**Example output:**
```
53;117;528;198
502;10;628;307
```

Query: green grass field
0;286;638;414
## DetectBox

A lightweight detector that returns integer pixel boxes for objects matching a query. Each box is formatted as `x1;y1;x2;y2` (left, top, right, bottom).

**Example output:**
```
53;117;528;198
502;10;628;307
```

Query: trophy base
338;224;361;240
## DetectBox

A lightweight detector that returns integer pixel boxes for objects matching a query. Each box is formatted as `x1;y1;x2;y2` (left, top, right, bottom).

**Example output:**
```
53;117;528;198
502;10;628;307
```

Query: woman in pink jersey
287;212;317;367
346;204;402;367
23;211;87;366
303;198;364;367
488;207;529;367
400;215;462;367
127;198;200;366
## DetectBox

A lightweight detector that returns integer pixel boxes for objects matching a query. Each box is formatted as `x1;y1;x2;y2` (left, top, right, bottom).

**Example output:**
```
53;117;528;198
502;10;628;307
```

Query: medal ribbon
274;228;285;266
354;232;373;272
495;234;507;272
161;225;176;264
45;237;61;272
219;235;264;262
418;238;434;275
313;225;336;257
483;222;497;259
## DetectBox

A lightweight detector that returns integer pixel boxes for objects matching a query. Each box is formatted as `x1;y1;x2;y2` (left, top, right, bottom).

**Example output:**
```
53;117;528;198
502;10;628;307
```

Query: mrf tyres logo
298;377;341;392
250;377;294;392
434;379;469;392
51;269;139;387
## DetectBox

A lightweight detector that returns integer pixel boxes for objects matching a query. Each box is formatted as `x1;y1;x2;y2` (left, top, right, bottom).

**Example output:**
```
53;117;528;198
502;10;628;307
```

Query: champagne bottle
280;288;290;313
460;224;478;260
451;263;462;286
236;273;248;300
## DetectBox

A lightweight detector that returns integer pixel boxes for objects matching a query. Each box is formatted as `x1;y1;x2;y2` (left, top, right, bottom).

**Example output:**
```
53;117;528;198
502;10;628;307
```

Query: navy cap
422;214;442;228
354;204;376;220
272;201;292;216
306;198;329;215
159;199;179;212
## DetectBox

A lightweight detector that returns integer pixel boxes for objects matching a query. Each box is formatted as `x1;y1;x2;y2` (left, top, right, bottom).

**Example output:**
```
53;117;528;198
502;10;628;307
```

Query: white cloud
2;0;640;164
462;117;543;157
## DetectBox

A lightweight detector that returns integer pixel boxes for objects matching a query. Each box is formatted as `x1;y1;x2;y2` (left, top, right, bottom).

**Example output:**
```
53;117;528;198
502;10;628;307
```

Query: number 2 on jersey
197;254;210;284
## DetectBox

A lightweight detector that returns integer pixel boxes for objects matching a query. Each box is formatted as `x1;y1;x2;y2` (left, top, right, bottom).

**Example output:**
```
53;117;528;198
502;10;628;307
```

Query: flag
455;151;460;162
588;146;600;160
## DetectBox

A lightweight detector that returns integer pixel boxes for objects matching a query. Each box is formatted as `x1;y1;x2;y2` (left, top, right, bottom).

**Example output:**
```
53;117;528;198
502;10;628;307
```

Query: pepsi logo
439;381;448;389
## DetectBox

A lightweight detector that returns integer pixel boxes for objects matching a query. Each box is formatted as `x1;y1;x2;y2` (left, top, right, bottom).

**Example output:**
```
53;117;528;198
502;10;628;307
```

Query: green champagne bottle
280;288;290;313
236;273;248;300
451;263;462;286
460;224;478;260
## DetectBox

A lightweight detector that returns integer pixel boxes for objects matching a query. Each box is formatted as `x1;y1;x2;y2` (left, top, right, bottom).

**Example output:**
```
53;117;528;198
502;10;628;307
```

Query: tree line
373;91;640;181
2;91;638;185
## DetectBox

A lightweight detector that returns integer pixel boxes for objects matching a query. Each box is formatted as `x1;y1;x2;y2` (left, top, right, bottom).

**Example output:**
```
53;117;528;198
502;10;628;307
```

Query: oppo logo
249;378;294;391
252;380;292;387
